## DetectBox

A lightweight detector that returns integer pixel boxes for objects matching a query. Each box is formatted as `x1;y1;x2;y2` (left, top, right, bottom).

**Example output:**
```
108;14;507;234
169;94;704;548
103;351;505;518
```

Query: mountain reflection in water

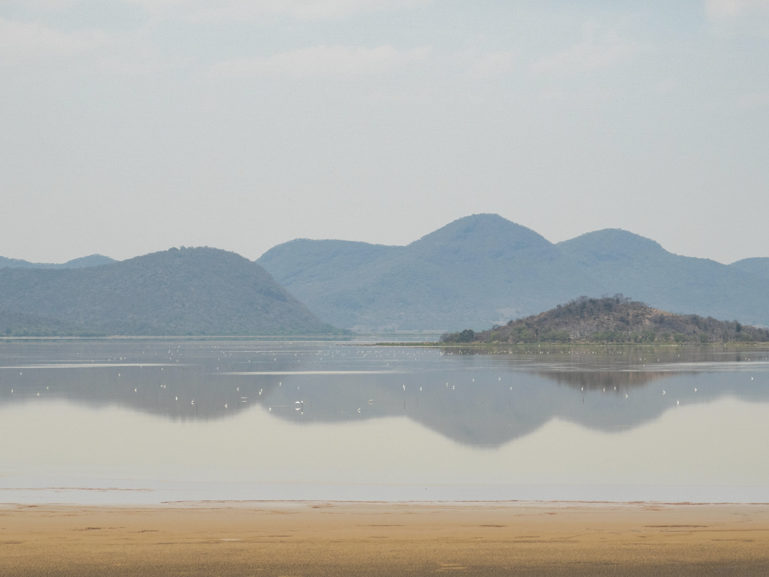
1;339;768;447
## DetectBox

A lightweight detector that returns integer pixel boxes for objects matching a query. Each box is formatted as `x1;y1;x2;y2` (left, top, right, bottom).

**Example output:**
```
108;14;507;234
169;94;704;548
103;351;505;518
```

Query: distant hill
0;247;337;336
442;296;769;344
258;214;600;331
0;256;35;269
5;214;768;335
58;254;116;268
556;230;768;328
258;214;769;332
0;254;116;269
730;257;769;281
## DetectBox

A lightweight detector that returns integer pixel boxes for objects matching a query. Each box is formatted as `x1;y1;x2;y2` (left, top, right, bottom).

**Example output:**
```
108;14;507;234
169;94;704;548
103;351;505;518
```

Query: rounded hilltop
441;296;769;345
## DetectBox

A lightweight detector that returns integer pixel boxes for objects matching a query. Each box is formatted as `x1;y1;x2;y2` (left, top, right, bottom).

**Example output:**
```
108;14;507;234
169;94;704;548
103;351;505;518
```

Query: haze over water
1;339;768;504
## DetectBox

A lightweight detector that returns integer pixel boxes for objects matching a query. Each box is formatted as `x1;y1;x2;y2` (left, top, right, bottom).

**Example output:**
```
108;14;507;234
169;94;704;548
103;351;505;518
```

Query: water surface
1;339;768;503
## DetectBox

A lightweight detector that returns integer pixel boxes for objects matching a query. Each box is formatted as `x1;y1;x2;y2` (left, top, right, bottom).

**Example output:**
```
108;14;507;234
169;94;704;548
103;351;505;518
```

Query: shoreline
4;500;769;576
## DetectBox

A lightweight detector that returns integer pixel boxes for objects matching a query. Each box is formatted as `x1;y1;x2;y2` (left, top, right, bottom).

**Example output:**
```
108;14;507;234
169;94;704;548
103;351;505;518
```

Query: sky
2;0;768;265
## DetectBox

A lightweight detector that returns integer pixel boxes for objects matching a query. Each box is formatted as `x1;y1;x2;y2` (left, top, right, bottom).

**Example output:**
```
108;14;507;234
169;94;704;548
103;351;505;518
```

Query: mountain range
258;214;769;331
0;254;115;269
2;213;768;335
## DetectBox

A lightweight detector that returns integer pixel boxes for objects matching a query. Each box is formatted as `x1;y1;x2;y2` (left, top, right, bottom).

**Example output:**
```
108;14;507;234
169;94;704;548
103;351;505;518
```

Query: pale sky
2;0;768;264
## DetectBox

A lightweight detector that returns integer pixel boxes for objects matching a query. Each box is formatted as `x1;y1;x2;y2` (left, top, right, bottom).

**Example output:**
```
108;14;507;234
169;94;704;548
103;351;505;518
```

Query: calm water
1;339;768;504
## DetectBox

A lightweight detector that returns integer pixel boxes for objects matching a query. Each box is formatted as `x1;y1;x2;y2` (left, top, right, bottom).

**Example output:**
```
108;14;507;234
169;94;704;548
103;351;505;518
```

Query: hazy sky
2;1;768;264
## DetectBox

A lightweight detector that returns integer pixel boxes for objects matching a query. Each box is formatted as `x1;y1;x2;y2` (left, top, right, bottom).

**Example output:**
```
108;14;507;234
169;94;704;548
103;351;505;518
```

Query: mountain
5;215;767;335
442;296;769;344
557;230;769;327
731;257;769;281
58;254;116;268
0;256;34;269
0;254;116;269
259;215;769;332
258;214;599;331
258;239;396;298
0;247;336;336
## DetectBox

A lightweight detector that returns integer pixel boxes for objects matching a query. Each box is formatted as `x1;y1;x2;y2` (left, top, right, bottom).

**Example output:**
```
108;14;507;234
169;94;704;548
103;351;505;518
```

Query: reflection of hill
441;344;764;366
0;363;281;421
538;370;675;390
1;340;769;447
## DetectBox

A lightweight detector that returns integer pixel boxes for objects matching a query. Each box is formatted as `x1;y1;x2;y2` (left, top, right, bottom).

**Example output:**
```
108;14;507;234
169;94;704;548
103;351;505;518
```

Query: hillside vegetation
0;247;337;336
259;214;599;331
259;214;769;332
441;296;769;344
4;214;769;336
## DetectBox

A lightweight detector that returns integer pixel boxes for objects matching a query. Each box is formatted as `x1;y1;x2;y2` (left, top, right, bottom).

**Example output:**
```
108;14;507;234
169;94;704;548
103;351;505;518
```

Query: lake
1;338;768;504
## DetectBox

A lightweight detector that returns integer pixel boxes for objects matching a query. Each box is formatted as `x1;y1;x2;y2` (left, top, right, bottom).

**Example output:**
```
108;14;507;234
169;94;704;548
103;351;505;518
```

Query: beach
2;501;769;576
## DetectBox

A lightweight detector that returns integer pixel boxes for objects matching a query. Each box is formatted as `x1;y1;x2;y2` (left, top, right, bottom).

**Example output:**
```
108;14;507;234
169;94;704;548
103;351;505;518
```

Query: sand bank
2;501;769;576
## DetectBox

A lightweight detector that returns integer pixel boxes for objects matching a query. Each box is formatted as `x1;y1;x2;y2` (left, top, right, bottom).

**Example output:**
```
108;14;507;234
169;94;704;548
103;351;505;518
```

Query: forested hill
259;214;597;331
441;297;769;344
258;214;769;332
5;214;769;336
0;247;336;336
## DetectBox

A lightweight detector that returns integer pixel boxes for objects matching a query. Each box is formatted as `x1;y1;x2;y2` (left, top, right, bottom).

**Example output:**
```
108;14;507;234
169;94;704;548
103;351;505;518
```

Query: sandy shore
2;501;769;576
